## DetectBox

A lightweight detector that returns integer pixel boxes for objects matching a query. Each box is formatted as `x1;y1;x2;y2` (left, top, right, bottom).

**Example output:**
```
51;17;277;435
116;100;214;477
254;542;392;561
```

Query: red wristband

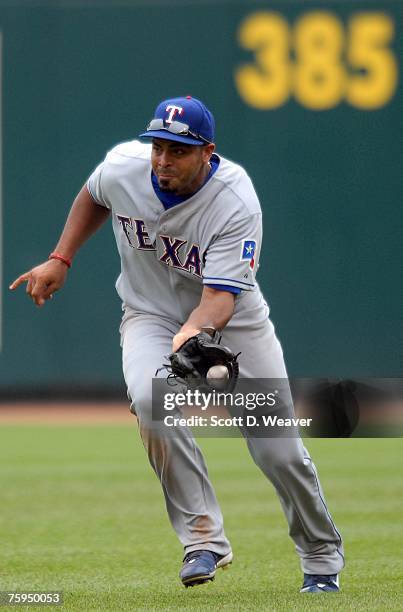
49;252;72;268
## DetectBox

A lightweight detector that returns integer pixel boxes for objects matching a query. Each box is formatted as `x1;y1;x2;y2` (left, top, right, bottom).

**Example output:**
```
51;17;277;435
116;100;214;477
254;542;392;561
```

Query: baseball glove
165;331;240;393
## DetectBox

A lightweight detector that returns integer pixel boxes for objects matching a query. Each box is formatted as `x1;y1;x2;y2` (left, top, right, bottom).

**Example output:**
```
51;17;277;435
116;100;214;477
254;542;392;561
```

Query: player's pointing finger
9;272;31;290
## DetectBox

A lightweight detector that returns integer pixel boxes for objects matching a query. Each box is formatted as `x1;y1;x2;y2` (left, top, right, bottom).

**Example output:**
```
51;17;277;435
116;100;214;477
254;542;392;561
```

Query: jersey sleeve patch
241;239;256;269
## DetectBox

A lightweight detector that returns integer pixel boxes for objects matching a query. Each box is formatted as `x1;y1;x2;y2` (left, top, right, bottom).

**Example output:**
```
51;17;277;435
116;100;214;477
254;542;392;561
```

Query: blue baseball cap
139;96;215;146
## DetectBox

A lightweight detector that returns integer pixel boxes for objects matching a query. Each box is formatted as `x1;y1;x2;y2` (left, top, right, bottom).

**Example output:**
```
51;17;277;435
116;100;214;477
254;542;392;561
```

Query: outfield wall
0;0;402;390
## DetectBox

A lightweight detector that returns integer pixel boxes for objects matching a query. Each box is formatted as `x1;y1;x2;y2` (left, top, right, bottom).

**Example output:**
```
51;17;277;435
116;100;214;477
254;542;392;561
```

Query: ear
202;143;215;163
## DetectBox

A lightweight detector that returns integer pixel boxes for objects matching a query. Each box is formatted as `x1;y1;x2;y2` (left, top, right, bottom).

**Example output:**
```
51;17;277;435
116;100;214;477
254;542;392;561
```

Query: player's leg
222;318;344;577
120;308;232;561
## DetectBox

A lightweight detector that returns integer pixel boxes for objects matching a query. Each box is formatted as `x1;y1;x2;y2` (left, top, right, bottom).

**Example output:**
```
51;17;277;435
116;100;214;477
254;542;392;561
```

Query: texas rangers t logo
241;239;256;270
165;105;184;123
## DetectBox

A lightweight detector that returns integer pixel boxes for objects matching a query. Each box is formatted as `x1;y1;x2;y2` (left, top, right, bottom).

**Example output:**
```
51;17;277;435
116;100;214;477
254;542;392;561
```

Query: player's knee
271;454;304;477
246;438;272;469
127;386;153;424
248;439;303;475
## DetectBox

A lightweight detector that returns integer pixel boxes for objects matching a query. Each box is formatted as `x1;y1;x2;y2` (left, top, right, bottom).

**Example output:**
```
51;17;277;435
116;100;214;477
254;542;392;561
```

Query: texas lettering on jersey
117;215;202;277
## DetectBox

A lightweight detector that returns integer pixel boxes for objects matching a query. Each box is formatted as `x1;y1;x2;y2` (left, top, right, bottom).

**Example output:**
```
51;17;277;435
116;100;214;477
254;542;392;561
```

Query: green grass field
0;425;402;611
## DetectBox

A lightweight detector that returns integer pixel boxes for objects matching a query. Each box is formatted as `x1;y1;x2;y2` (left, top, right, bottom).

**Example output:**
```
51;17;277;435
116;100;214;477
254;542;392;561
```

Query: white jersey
87;140;270;329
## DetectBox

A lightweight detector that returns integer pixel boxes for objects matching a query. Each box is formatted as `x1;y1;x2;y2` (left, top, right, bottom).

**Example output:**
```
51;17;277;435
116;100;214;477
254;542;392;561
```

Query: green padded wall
0;0;402;389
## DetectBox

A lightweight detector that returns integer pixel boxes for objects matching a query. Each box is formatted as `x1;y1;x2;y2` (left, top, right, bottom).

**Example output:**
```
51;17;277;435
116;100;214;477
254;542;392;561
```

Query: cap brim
138;130;205;146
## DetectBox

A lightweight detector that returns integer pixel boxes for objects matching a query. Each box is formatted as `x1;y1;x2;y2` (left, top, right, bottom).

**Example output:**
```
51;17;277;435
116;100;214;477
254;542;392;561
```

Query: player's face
151;138;215;196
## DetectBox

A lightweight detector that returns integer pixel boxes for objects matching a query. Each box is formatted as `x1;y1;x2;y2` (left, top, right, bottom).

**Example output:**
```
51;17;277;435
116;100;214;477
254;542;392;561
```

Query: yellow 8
294;12;345;110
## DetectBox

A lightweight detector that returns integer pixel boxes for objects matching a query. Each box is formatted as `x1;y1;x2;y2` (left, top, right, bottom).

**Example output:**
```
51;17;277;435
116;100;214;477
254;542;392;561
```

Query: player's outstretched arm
172;287;235;351
9;185;110;306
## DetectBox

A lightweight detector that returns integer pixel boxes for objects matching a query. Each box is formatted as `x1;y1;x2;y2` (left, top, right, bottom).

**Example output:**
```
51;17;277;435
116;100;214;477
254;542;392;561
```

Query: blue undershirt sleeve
205;284;241;294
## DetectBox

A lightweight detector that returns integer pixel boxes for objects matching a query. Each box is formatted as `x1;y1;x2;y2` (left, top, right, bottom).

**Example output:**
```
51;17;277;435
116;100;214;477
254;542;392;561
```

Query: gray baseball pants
120;308;344;575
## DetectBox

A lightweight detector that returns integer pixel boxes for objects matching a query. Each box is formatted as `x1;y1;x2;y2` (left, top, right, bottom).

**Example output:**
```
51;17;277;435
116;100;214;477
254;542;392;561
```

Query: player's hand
172;328;201;352
9;259;69;307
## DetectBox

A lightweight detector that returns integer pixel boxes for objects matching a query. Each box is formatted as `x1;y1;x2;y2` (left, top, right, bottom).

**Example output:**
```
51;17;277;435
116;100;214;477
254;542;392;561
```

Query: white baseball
206;365;229;389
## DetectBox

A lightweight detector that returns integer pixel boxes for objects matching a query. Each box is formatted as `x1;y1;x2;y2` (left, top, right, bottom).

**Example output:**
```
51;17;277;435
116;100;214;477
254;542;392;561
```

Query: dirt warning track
0;403;134;424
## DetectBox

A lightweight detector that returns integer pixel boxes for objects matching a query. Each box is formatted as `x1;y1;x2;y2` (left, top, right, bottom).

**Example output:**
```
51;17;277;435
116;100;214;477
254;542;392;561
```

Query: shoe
300;573;340;593
180;549;233;587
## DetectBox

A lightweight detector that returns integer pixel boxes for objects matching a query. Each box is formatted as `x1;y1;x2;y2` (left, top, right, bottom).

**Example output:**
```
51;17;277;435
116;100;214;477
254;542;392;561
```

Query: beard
158;178;177;193
159;184;175;193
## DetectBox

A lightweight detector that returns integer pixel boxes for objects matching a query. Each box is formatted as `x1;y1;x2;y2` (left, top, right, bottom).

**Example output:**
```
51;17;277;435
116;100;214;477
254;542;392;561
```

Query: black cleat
300;573;340;593
180;549;233;587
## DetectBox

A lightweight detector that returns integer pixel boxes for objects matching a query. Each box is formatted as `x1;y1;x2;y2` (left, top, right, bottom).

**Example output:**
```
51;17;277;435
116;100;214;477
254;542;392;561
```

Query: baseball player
10;96;344;592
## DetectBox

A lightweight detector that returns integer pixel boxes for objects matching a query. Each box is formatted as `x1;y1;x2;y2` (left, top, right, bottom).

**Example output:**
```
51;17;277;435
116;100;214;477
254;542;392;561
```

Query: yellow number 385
235;11;398;110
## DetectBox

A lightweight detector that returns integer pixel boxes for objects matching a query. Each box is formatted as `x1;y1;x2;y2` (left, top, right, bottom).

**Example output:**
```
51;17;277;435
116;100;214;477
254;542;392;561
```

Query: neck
176;161;212;196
